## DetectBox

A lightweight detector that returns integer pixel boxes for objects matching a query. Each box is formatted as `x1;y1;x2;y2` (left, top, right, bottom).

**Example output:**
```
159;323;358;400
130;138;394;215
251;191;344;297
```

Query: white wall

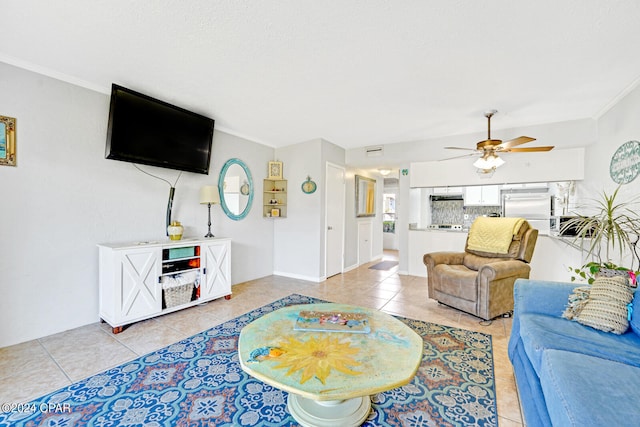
345;118;596;168
210;132;275;284
273;140;323;281
0;63;274;347
583;81;640;198
409;147;586;188
273;139;346;281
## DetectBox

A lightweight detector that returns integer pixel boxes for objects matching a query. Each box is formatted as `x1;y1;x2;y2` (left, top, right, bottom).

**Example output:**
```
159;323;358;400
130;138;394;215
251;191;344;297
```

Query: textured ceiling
2;1;640;149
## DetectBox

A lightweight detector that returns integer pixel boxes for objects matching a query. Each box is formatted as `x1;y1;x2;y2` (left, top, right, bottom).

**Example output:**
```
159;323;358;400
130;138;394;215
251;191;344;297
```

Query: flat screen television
105;84;214;175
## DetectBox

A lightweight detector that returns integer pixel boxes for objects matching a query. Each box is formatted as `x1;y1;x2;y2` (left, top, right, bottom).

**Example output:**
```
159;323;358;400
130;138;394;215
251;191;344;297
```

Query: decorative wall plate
610;140;640;184
302;176;317;194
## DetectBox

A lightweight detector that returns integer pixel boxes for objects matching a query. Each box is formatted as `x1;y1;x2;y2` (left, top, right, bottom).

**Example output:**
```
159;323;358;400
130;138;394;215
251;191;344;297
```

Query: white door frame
324;162;345;278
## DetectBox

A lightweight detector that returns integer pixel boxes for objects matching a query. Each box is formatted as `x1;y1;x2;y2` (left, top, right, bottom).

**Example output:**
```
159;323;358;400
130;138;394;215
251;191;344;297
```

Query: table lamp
200;185;220;238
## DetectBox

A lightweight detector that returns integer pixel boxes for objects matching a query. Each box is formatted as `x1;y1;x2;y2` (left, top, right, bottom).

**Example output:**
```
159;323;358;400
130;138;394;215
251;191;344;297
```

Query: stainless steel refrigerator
503;193;552;235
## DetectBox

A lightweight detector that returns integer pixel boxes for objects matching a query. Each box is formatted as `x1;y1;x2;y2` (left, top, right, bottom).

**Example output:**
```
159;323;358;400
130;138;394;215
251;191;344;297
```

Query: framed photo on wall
0;115;16;167
268;161;283;179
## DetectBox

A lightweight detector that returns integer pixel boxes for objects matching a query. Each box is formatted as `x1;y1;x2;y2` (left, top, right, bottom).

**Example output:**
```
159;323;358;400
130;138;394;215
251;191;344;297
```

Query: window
383;193;396;233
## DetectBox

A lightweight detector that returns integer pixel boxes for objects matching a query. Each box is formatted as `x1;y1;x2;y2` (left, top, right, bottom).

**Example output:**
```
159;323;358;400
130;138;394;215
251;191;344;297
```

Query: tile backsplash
431;200;501;228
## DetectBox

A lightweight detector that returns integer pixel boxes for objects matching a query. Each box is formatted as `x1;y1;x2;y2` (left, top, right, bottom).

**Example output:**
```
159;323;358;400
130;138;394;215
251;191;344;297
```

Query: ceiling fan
443;110;555;174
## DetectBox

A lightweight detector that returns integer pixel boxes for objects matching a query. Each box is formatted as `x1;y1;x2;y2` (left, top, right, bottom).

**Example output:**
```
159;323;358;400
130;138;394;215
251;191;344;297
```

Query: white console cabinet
98;237;231;333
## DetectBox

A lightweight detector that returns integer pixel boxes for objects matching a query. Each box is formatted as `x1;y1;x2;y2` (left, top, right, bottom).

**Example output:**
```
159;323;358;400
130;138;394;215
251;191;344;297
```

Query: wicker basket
163;282;194;308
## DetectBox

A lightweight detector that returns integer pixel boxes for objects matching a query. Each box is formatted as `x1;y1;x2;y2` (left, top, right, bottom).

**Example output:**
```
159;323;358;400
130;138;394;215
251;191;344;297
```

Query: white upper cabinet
464;185;501;206
432;186;463;195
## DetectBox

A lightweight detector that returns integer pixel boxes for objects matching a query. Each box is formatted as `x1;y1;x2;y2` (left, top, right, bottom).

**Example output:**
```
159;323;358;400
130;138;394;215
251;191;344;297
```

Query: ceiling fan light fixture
473;152;504;170
476;167;496;177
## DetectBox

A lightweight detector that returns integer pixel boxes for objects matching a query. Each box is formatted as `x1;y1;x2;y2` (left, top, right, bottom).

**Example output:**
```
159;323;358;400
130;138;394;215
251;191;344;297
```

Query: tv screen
106;84;214;174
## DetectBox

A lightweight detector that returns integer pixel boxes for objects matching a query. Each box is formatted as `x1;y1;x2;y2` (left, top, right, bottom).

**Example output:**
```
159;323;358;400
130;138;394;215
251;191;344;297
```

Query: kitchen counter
409;227;468;233
408;229;583;282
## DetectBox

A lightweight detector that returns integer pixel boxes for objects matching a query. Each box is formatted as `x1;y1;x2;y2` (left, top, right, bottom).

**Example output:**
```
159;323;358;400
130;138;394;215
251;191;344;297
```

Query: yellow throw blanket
467;217;526;254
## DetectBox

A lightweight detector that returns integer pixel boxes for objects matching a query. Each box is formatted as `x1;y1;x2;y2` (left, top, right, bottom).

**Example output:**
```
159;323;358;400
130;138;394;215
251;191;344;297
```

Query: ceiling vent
365;146;384;157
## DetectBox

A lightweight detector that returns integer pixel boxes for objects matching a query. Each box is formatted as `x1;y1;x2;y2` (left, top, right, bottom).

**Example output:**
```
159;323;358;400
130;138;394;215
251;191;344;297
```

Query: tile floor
0;251;523;426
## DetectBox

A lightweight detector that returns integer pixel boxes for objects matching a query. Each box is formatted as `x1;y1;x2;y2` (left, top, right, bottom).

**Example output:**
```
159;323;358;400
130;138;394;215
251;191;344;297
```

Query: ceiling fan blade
506;146;555;152
444;146;477;151
439;152;479;161
499;136;536;149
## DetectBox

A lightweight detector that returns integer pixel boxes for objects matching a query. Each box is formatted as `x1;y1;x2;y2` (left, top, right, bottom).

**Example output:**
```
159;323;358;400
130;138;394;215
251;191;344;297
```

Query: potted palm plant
564;185;640;284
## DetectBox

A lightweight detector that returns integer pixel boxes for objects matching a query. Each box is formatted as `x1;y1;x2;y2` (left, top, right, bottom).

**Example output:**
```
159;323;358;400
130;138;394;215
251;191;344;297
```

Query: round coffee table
238;303;423;427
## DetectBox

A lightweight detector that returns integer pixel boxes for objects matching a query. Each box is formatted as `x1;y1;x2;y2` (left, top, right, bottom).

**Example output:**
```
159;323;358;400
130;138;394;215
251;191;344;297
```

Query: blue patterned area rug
2;294;497;426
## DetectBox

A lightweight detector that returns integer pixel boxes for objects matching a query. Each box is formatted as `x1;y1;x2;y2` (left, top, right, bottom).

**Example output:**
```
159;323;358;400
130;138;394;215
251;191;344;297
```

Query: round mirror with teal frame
218;158;254;221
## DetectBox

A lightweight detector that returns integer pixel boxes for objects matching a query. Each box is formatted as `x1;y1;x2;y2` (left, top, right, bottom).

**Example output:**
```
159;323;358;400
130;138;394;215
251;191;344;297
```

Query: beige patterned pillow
563;276;633;334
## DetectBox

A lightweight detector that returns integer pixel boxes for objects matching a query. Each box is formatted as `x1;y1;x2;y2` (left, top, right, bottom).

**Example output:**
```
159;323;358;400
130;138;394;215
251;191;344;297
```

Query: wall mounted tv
105;84;214;175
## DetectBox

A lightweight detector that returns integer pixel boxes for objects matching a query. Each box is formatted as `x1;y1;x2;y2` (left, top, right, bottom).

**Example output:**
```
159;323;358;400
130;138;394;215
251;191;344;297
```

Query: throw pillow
562;286;591;320
563;276;633;335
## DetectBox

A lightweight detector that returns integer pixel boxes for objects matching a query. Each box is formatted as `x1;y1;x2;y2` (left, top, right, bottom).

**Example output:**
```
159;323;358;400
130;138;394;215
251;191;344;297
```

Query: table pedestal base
288;395;371;427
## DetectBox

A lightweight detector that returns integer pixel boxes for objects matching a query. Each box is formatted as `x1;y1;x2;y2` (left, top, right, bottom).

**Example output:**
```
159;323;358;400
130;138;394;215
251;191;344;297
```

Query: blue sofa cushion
519;313;640;374
630;287;640;336
539;349;640;426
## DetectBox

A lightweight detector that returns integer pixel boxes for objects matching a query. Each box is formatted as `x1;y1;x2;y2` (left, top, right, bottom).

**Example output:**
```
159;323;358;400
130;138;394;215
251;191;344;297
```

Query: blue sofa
508;279;640;426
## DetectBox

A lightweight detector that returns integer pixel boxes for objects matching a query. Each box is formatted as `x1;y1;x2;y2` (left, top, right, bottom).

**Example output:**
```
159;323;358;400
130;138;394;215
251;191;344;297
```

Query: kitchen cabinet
432;186;463;195
464;185;501;206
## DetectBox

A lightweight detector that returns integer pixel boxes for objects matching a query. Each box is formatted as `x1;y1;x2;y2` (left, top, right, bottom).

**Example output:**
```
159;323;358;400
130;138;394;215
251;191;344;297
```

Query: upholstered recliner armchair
423;217;538;321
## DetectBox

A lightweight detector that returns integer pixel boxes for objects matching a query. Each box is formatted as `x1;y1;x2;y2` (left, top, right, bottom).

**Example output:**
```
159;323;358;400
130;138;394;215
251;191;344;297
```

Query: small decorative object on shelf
167;221;184;240
263;176;287;218
302;176;317;194
268;161;283;180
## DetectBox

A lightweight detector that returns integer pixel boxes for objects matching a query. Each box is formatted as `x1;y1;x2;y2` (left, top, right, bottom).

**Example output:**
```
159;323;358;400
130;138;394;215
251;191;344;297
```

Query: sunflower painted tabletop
238;303;423;403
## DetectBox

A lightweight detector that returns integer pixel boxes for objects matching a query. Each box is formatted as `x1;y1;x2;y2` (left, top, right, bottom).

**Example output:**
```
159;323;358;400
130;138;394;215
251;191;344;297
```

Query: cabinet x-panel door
119;248;161;320
202;241;231;299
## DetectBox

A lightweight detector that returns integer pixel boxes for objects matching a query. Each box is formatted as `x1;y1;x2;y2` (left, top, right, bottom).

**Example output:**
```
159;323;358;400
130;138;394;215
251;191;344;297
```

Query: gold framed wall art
268;161;283;179
355;174;376;217
0;115;16;167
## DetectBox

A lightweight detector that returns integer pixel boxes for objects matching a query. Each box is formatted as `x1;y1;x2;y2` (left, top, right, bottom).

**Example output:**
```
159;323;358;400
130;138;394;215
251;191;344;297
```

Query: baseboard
343;263;359;273
272;271;325;283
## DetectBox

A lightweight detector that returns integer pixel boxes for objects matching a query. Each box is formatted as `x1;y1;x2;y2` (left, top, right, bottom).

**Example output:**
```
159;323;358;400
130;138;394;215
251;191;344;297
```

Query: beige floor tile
0;340;52;376
153;305;223;336
496;375;523;424
0;358;70;404
498;415;523;427
40;324;137;381
107;319;186;356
